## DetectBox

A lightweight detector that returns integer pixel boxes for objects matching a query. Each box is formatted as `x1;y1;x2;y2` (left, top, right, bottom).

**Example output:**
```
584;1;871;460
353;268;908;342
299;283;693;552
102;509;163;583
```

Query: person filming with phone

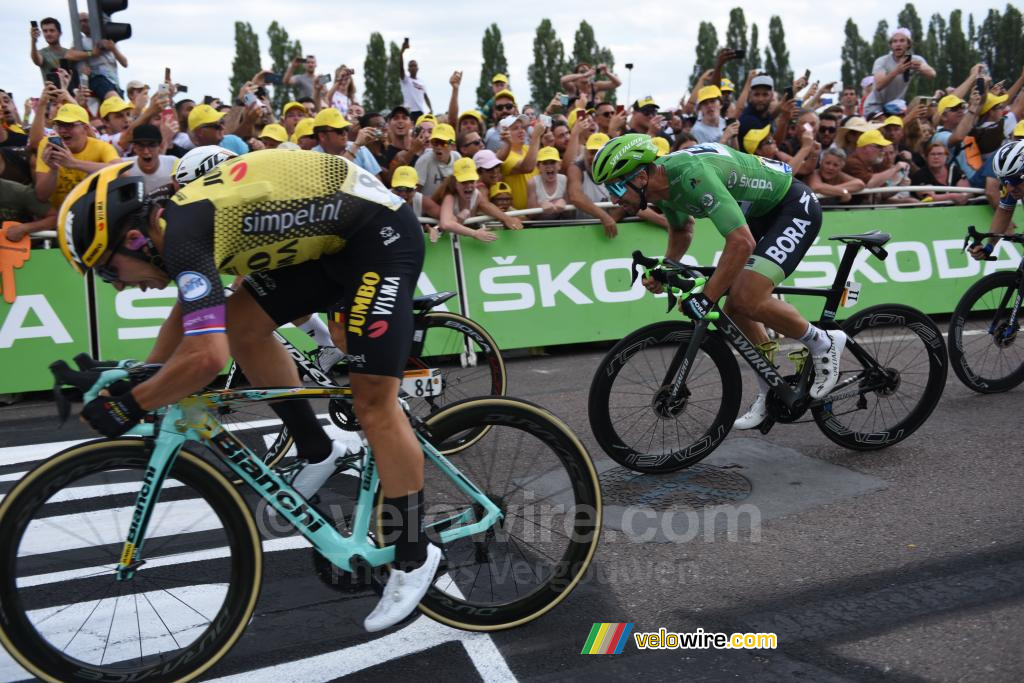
34;102;120;209
283;55;317;100
863;27;935;118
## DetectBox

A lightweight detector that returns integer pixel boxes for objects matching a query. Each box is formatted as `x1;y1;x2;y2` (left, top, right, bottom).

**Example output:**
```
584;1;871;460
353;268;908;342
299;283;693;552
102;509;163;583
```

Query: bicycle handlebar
49;356;160;424
631;250;717;316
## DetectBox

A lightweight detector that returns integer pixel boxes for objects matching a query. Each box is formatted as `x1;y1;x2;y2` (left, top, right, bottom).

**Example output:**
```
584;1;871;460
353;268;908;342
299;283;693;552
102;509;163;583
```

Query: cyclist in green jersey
592;134;847;427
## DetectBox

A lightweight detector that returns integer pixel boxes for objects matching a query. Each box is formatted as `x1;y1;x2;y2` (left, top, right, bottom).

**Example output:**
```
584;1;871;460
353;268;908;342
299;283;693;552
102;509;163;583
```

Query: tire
376;397;601;630
948;271;1024;393
0;439;263;683
219;362;296;475
812;304;947;450
588;320;741;473
405;312;508;452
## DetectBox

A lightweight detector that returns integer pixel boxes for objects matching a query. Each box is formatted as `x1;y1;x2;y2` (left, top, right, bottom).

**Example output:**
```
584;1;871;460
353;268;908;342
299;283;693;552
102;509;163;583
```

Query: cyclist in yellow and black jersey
58;148;440;632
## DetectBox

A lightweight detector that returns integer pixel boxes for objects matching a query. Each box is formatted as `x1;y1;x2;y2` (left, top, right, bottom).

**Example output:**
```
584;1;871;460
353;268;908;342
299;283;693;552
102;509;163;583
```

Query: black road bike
948;226;1024;393
588;231;948;473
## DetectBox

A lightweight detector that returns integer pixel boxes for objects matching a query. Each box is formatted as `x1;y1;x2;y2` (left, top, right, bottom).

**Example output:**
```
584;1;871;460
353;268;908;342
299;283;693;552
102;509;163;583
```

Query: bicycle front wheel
812;304;947;450
377;397;600;630
948;271;1024;393
588;320;741;473
0;439;263;683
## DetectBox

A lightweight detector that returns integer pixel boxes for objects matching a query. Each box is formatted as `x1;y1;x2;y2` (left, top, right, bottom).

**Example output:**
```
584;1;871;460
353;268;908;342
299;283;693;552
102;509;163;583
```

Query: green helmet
591;133;659;189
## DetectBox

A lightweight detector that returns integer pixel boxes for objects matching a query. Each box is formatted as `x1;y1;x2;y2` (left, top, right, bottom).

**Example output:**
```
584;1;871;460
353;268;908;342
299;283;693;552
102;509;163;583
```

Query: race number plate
402;368;442;397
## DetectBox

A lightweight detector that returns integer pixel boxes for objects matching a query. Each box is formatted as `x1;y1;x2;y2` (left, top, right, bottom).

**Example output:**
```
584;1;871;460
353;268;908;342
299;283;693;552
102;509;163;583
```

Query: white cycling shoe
313;345;347;375
291;440;356;501
364;543;443;632
810;330;847;399
733;393;768;430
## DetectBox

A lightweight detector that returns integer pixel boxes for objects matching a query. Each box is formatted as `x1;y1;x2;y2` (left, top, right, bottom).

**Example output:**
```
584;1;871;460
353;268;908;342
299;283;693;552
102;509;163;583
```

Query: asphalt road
0;341;1022;682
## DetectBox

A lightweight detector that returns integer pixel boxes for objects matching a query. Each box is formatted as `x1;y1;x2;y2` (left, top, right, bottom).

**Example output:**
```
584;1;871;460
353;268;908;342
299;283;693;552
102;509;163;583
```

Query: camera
264;73;283;85
317;74;332;86
729;47;745;60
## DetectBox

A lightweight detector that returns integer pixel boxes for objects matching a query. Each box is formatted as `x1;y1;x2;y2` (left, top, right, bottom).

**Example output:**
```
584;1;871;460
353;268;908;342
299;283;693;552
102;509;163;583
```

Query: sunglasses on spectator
461;139;483;148
819;126;837;133
431;139;450;147
596;111;613;118
392;187;415;194
639;107;658;116
494;103;515;112
200;123;224;130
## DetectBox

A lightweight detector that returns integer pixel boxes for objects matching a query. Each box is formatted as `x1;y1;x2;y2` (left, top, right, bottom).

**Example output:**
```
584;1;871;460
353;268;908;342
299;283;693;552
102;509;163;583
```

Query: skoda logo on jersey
177;271;212;302
701;192;715;208
727;170;739;189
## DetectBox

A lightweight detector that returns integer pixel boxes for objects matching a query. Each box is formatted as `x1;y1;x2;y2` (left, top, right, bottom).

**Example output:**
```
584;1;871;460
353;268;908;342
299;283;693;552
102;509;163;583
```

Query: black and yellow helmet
58;162;146;274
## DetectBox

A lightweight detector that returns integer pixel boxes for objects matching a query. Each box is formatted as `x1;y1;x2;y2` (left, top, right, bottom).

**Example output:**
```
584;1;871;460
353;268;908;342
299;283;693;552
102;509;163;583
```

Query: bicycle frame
90;375;503;581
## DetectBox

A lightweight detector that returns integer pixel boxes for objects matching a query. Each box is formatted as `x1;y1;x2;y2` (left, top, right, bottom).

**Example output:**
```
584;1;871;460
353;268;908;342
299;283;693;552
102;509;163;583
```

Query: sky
0;0;997;117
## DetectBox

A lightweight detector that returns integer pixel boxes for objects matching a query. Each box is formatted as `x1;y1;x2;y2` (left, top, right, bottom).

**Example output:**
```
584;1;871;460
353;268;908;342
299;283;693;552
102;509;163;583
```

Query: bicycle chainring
328;398;360;431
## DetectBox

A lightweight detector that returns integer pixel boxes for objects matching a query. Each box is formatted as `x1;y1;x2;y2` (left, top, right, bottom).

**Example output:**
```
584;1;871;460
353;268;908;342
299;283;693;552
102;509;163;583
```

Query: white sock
755;374;770;395
799;323;831;355
297;316;334;348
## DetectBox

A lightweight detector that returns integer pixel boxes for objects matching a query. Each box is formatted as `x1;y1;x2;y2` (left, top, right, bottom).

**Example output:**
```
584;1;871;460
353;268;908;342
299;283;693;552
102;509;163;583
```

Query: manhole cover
601;464;752;511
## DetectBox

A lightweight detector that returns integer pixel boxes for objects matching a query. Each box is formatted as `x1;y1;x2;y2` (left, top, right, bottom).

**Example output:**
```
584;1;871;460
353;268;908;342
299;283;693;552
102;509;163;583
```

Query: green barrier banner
456;203;1024;349
0;250;90;393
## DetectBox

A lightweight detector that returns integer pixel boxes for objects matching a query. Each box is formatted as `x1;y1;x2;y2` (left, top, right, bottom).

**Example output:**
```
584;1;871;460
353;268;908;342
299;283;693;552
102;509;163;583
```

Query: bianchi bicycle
948;226;1024;393
218;291;507;471
588;231;948;474
0;356;600;682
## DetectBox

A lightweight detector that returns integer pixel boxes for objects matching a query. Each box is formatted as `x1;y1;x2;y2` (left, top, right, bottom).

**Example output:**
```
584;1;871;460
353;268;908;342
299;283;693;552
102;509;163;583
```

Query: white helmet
173;145;237;185
992;140;1024;181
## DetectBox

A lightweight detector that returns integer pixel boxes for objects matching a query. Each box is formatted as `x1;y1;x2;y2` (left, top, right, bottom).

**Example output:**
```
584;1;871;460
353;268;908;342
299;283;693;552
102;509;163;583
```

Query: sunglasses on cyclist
605;168;643;198
1004;174;1024;187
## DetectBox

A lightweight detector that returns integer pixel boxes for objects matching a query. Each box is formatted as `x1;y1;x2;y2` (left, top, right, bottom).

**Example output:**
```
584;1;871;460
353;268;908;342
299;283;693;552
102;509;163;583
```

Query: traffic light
86;0;131;42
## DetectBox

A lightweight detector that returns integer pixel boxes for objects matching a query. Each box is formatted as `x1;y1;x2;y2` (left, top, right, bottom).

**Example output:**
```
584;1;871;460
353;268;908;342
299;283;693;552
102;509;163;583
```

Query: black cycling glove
82;391;147;437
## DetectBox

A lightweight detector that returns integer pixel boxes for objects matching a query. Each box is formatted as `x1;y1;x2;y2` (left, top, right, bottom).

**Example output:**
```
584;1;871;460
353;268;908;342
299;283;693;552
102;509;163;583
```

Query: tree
386;41;403;111
764;15;792;87
744;23;762;77
945;10;971;84
871;20;890;61
594;46;617;103
897;4;924;47
571;20;617;102
840;19;870;91
976;9;999;79
724;8;749;84
477;23;509;109
527;19;565;108
230;21;261;99
363;32;390;113
995;5;1024;82
690;21;720;87
923;13;948;85
267;21;302;112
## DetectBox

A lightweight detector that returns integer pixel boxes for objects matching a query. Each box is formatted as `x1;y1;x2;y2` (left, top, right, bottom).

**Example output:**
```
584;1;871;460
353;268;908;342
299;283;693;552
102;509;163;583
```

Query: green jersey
654;143;793;236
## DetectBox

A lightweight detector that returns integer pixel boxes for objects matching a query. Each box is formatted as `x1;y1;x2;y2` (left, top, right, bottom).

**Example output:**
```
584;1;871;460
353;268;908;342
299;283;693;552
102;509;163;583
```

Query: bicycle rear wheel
948;271;1024;393
0;439;262;683
588;320;741;473
377;397;600;630
812;304;947;450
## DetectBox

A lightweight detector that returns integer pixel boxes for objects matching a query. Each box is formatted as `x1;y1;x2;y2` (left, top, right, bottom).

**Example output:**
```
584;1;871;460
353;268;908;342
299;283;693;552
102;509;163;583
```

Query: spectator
170;99;195;151
480;73;509;122
566;131;611;225
738;74;775;139
527;146;570;219
290;118;317;150
415;113;437;137
816;112;840;151
35;103;119;207
931;94;967;152
358;111;389;170
30;18;89;88
77;12;127;99
0;173;56;241
911;141;971;204
880;115;905;147
959;90;1021;206
903;116;934;168
651;137;670;157
415;123;459;196
126;79;149;105
187;104;248;155
98;96;133;153
383;105;413;166
457;110;486;137
283;55;317;100
806;148;865;204
842;129;908;199
473;148;504;189
744;123;815;174
484;90;518;151
673;131;698;150
257;123;288;149
456;130;484;160
692;87;725;144
626;97;665;138
489;181;514;211
498;115;544;210
0;90;26;141
836;116;879;154
281;101;308;137
122;124;176;196
560;63;621;106
328;65;357;116
399;38;432;119
864;27;935;117
876;143;918;203
549;120;571;165
432;157;499;242
840;85;859;117
390;165;440;227
719;78;736;115
312;108;381;176
592;101;616;136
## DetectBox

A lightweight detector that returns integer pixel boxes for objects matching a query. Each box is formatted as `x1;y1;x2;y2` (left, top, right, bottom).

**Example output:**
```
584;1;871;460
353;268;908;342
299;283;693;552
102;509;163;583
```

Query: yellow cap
282;101;306;117
720;78;736;92
492;73;508;84
416;113;438;127
857;128;893;148
51;103;90;125
536;146;561;163
883;115;904;127
493;89;516;104
651;137;670;157
459;110;485;125
698;86;722;104
1013;119;1024;139
453;157;479;182
586;132;610;150
567;108;586;129
188;104;226;130
313;108;351;130
391;165;419;189
431;123;456;142
936;94;965;116
980;92;1009;116
259;123;288;143
743;125;772;154
489;181;512;198
98;96;133;119
290;117;316;142
634;96;658;109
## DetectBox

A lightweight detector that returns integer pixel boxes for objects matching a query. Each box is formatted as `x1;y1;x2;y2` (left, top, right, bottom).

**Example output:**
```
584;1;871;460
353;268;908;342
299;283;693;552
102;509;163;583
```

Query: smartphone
265;73;284;85
412;125;423;137
45;70;60;87
784;86;794;100
538;114;552;128
31;20;38;29
558;94;570;107
803;69;811;81
803;122;814;133
730;48;745;61
47;135;63;148
58;58;72;73
175;83;189;93
316;74;331;86
164;68;171;83
243;93;258;107
157;83;169;94
725;117;737;126
255;86;268;99
615;104;625;114
975;78;987;98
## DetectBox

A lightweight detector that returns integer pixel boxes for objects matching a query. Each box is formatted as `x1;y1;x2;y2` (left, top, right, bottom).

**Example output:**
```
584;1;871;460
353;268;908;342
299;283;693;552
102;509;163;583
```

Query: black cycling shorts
242;204;425;378
744;179;822;285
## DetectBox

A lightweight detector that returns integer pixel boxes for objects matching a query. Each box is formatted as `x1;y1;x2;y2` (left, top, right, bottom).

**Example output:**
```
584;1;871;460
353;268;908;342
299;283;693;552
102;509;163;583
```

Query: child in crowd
527;146;571;219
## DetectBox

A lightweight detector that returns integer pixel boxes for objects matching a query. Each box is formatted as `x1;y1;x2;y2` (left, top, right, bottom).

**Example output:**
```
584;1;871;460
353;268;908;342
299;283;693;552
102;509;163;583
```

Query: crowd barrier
1;198;1020;394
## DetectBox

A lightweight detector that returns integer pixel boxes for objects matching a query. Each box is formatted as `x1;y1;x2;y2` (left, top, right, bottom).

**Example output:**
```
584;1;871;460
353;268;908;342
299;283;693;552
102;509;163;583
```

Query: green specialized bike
0;355;601;682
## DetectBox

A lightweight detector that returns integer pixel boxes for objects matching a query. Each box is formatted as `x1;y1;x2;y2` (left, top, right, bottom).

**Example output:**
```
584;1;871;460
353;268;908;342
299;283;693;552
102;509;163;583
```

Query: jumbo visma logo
581;623;634;654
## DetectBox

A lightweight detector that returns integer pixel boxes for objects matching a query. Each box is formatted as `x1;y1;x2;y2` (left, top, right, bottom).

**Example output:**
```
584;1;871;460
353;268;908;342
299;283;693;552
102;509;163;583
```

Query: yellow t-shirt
500;145;538;210
36;136;120;208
